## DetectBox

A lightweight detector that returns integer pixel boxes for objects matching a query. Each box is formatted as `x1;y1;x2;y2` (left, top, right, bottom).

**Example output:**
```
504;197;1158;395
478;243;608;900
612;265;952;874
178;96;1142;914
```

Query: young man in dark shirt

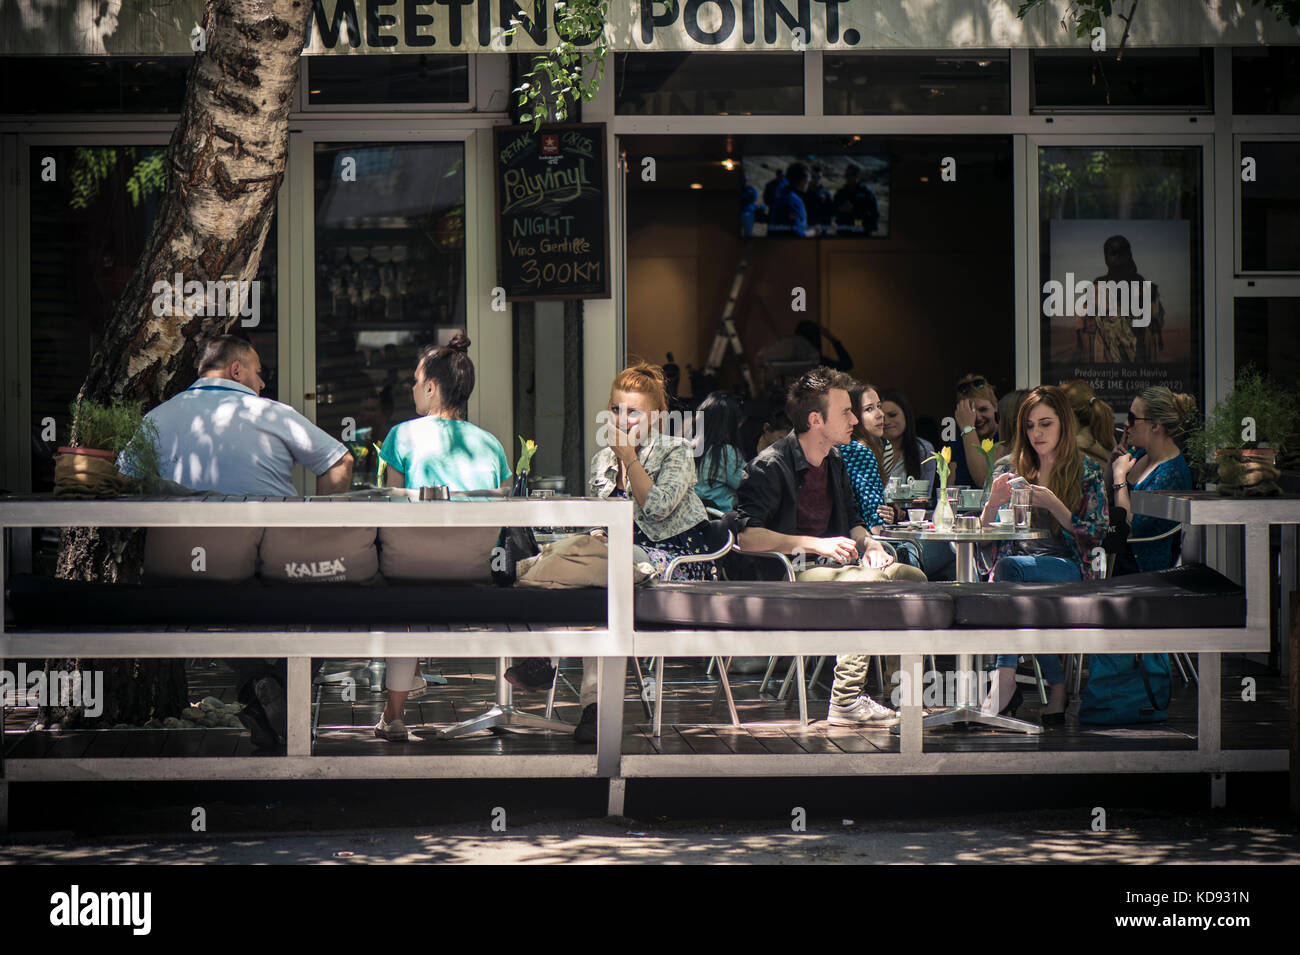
733;367;927;726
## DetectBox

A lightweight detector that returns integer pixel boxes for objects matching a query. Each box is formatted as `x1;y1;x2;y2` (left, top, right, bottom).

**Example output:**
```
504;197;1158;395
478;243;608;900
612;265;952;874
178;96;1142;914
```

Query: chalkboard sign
494;123;610;301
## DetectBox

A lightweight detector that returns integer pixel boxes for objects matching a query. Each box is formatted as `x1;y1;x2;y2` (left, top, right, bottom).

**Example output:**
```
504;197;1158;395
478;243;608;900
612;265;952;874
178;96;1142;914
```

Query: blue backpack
1078;653;1172;724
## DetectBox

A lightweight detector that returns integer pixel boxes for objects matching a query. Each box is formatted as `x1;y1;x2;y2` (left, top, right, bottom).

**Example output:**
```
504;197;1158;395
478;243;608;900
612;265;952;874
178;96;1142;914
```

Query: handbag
1078;653;1172;724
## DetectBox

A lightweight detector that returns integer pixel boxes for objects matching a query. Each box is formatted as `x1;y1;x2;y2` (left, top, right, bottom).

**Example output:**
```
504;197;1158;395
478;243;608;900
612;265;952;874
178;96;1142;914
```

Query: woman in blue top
1111;387;1196;572
839;381;888;529
693;391;745;512
375;334;511;742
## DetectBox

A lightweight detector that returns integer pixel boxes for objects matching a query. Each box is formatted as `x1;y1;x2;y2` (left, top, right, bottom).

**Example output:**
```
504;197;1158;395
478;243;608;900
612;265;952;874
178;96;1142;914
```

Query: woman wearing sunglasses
979;385;1109;722
1112;387;1196;572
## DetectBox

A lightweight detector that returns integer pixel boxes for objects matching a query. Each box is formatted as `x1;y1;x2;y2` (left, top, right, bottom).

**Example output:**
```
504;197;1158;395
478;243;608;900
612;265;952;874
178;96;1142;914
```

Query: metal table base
438;657;573;739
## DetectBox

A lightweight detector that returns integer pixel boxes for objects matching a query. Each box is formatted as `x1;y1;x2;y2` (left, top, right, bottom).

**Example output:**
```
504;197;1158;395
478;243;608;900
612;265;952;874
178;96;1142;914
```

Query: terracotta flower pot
54;447;129;498
56;446;116;460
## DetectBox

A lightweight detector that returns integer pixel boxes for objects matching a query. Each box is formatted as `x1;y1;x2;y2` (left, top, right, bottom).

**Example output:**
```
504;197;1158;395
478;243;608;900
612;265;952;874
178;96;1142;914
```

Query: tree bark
48;0;313;728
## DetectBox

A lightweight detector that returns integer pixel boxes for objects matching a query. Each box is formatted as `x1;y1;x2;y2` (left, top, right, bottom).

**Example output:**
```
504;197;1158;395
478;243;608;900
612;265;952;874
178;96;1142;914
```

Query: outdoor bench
0;490;1286;820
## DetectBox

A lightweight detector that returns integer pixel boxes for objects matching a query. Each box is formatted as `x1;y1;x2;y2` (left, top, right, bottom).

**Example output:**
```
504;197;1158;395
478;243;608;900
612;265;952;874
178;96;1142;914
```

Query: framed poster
494;123;610;301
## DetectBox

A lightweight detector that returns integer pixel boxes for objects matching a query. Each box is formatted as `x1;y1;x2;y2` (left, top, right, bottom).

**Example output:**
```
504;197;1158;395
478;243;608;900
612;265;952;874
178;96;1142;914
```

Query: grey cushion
259;527;379;584
635;580;955;630
949;563;1246;629
377;526;500;583
143;526;264;583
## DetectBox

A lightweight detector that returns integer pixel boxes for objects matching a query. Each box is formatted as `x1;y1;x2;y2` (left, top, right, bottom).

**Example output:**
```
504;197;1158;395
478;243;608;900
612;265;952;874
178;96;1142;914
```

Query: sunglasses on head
956;377;988;396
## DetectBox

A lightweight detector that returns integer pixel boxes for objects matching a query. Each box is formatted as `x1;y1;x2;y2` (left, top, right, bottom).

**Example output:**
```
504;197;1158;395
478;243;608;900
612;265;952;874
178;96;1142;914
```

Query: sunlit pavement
3;811;1298;864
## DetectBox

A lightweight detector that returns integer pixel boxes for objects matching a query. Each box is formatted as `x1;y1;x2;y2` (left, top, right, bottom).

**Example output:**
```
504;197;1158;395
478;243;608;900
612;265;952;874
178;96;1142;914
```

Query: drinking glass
1011;487;1032;528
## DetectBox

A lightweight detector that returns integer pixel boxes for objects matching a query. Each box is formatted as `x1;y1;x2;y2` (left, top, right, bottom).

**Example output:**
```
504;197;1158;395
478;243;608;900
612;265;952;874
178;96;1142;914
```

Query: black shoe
253;676;287;744
505;658;557;692
574;703;598;744
1041;692;1069;725
236;700;283;752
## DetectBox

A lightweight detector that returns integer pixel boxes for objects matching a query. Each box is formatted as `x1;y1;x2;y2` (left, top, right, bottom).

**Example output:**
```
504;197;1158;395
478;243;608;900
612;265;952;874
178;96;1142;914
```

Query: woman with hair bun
1062;380;1116;468
1112;386;1195;572
375;333;513;742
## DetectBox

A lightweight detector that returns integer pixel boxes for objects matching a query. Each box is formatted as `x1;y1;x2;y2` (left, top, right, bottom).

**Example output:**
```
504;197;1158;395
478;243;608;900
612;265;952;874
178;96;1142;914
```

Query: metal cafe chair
1080;522;1197;688
640;516;813;737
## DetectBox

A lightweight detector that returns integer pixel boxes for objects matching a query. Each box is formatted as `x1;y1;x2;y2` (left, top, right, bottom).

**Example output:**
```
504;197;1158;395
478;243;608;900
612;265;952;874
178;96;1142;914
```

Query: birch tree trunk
48;0;313;728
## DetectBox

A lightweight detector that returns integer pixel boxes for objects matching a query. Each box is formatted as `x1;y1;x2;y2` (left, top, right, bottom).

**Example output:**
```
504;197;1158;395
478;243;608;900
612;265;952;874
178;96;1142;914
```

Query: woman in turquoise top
1112;387;1196;572
693;391;745;512
375;333;511;743
379;334;511;492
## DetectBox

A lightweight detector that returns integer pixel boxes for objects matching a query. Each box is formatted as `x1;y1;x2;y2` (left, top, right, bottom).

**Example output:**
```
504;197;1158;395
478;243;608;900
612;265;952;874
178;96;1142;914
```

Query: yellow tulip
941;445;952;464
981;437;995;453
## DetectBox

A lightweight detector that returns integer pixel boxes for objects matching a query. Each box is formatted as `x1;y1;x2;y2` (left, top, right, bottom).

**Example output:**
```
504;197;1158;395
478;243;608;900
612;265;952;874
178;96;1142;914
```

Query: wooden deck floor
3;655;1289;760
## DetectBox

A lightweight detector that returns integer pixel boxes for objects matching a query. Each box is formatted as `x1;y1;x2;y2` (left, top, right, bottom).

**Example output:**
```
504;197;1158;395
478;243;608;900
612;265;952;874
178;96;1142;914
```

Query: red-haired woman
590;361;713;578
978;384;1109;722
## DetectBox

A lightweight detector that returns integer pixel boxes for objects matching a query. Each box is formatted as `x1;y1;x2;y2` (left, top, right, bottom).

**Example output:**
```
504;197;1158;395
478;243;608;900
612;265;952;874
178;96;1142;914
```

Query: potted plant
1183;367;1300;497
56;398;161;498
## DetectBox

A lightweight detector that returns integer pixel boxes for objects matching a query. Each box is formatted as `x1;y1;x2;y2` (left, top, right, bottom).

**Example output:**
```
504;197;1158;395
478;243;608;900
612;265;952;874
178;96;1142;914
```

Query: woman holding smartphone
978;385;1109;722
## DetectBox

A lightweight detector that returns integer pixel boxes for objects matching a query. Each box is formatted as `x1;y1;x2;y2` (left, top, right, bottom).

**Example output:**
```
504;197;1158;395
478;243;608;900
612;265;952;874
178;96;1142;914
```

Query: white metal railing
0;490;1291;819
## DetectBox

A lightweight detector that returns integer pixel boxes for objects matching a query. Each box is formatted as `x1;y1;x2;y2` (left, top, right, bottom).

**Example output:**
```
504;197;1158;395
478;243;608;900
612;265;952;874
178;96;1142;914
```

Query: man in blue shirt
128;335;353;751
137;335;352;495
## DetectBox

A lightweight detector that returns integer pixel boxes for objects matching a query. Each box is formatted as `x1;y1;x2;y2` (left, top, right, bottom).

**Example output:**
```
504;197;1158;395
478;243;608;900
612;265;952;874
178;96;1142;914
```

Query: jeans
992;555;1080;686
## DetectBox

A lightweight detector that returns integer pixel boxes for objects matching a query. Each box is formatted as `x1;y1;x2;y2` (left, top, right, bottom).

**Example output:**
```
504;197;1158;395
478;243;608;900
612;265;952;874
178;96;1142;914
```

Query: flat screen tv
742;154;891;239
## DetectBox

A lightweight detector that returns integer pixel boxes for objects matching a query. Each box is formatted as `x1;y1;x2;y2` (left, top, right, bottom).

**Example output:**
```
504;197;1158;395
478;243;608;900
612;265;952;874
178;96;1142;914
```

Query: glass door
306;137;468;488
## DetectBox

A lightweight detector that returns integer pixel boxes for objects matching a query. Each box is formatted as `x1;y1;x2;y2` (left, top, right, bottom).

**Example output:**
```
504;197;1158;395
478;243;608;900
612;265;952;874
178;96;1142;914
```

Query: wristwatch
1112;481;1128;491
960;425;976;437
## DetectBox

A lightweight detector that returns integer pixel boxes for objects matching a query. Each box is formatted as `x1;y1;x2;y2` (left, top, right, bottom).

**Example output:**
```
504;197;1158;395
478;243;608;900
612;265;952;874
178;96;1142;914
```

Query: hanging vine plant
507;0;675;131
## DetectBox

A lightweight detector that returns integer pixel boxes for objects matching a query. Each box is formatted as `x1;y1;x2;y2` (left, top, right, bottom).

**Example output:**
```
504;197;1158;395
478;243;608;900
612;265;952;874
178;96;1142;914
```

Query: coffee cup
961;488;984;508
997;507;1013;525
907;508;926;524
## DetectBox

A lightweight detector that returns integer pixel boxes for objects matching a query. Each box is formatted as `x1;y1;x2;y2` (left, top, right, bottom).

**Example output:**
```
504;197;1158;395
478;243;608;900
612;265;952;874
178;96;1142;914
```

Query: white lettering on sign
284;559;348;580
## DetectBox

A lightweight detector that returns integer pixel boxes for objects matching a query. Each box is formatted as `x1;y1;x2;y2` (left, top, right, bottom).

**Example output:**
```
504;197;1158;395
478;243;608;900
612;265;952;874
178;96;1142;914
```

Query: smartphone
1007;475;1029;490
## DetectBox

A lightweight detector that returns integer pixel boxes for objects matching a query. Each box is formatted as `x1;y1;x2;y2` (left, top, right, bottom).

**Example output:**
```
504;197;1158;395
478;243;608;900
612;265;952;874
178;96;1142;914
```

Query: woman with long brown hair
1061;379;1116;468
978;385;1109;722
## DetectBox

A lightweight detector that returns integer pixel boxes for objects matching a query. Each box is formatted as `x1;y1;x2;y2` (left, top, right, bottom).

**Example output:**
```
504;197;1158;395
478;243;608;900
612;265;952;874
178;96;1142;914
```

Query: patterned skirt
635;521;719;582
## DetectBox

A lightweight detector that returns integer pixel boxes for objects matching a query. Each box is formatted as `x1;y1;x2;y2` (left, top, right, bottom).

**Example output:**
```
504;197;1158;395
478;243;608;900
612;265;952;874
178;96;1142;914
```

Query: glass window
615;53;802;115
307;54;469;105
1234;298;1300;386
1032;49;1212;111
28;145;278;492
1240;142;1300;273
1233;48;1300;114
313;142;466;487
824;54;1010;115
0;57;190;113
1038;146;1204;411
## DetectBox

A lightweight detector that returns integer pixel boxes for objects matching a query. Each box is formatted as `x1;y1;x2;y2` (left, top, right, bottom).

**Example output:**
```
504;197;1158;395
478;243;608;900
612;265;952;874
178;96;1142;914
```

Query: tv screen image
742;154;891;239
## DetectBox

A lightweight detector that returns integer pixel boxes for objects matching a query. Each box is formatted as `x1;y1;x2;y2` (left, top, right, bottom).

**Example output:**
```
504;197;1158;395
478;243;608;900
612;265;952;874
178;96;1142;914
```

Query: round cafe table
880;522;1049;734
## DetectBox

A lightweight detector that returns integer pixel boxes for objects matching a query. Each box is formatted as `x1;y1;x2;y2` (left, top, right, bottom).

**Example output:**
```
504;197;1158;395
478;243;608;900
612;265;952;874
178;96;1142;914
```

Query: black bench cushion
7;575;606;627
635;580;955;630
948;563;1246;629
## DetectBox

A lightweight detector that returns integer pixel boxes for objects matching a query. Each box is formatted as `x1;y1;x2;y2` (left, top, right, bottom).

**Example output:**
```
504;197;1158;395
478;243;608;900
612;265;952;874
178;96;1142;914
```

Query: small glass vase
512;470;530;498
933;490;954;529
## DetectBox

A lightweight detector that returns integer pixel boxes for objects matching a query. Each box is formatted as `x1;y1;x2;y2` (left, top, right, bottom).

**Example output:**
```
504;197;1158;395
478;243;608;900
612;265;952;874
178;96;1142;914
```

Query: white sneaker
374;716;408;741
827;695;900;727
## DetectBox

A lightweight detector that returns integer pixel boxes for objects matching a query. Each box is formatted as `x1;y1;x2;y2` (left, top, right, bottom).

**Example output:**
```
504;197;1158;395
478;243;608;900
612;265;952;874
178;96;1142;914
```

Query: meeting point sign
0;0;1078;56
302;0;875;52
